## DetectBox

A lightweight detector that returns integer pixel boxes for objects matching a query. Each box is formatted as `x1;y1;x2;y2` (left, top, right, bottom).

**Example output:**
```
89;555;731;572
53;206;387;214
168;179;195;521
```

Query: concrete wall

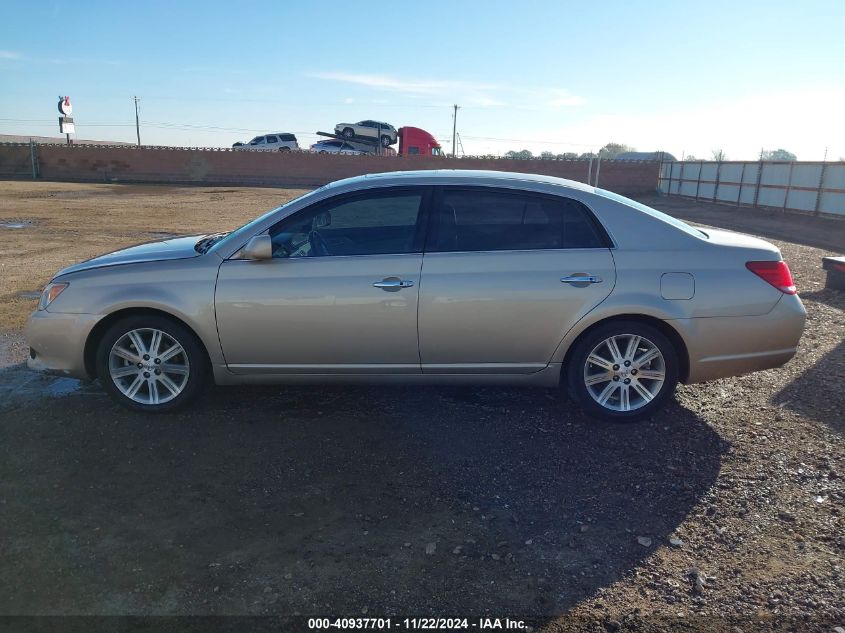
0;144;661;194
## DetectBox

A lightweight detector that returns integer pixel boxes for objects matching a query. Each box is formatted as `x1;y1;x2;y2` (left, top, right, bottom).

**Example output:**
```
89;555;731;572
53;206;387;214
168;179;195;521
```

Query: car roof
324;169;597;193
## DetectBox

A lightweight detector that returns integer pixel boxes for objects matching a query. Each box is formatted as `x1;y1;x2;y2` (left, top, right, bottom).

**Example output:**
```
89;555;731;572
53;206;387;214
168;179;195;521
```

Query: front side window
249;136;266;145
429;188;606;252
269;190;424;258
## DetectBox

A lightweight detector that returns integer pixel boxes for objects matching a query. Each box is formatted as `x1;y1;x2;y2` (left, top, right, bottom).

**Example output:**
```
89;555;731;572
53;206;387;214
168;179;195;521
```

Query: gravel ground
0;183;842;631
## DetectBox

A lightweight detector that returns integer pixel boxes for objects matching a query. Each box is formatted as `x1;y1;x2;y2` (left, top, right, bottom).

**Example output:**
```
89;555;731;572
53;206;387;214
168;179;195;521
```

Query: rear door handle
373;278;415;290
561;274;603;284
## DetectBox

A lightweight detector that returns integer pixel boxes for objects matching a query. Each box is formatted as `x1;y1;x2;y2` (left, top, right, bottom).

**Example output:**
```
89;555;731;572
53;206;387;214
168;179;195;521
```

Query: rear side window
265;136;278;143
279;134;296;142
429;188;607;252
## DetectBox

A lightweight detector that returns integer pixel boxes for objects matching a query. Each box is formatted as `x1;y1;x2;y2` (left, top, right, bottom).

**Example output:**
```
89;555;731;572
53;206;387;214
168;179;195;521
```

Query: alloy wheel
108;328;190;405
583;334;666;412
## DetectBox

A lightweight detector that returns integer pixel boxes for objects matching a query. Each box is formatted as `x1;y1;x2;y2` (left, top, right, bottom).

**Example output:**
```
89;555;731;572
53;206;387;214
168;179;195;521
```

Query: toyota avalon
26;170;806;421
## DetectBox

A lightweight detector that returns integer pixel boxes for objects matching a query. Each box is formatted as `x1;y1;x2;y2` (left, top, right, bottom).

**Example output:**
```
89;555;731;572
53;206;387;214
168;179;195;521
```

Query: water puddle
0;220;34;229
45;377;82;397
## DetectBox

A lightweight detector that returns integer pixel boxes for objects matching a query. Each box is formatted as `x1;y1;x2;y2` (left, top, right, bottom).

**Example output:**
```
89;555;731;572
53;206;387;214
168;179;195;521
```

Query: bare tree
711;149;727;161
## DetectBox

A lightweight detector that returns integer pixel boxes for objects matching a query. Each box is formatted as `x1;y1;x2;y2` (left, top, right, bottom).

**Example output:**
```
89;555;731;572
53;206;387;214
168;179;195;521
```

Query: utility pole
133;96;141;146
451;104;460;158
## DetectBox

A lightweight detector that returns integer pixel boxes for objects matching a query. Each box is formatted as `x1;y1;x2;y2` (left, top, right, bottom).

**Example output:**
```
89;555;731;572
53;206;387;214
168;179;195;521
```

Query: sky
1;0;844;160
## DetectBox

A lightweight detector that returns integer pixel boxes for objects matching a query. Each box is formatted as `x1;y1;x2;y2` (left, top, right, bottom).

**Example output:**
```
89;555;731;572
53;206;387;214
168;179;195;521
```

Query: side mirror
238;234;272;260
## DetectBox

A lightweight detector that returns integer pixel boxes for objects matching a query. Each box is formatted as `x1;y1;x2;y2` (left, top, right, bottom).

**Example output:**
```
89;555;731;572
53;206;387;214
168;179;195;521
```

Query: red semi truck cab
397;127;443;156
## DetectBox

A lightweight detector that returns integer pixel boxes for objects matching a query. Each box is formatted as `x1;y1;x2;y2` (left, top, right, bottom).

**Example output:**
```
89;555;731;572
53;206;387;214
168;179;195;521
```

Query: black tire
341;127;354;139
380;135;392;147
565;320;679;422
279;146;291;152
96;314;208;413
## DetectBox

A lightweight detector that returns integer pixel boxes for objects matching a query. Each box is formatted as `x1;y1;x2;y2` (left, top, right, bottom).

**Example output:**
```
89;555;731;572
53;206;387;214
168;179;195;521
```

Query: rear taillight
746;260;797;294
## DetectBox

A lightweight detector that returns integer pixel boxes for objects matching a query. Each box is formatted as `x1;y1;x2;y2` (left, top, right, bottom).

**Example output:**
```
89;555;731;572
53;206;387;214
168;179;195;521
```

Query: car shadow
0;381;725;621
771;288;844;434
798;287;845;310
772;339;845;435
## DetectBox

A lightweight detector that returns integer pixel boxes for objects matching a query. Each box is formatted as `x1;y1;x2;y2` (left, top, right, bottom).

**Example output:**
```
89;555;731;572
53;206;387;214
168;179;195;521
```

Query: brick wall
0;145;661;194
0;144;34;177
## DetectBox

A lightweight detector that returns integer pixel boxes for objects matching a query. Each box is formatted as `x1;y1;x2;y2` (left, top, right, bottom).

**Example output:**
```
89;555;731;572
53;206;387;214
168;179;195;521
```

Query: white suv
232;133;299;152
334;120;397;147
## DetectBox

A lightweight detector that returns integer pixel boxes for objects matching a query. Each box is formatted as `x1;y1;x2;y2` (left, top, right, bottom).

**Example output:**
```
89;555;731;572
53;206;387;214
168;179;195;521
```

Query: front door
215;187;429;374
418;186;616;373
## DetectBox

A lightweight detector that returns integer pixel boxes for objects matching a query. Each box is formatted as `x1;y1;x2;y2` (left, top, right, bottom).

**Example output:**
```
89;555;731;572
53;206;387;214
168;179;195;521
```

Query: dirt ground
0;181;843;631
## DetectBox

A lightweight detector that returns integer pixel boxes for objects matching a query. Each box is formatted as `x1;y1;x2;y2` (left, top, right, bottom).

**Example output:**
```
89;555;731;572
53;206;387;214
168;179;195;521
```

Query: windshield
595;189;707;239
207;188;328;255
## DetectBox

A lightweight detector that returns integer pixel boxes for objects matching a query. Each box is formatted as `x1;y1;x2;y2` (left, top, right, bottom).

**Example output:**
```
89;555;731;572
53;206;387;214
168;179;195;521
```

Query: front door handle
373;278;415;290
561;274;603;284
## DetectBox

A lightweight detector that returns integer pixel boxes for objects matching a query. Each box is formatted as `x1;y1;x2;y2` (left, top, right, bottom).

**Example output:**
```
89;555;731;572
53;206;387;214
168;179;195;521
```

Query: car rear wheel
96;315;207;413
341;127;354;139
279;146;291;152
566;321;678;422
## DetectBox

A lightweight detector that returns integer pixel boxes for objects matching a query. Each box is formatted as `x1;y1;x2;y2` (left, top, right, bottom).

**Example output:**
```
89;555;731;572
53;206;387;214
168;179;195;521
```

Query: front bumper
25;310;102;379
675;294;807;384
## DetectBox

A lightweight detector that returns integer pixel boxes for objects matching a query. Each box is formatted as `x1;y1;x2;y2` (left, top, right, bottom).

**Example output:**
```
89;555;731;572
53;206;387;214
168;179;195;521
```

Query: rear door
418;186;616;373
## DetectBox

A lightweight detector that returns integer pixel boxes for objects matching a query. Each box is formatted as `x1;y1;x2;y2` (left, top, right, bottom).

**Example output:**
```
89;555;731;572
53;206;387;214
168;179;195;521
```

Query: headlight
38;282;69;310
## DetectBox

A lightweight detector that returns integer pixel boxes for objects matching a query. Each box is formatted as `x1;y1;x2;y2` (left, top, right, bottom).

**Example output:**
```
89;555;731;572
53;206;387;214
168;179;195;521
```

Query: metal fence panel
786;189;816;212
659;159;844;217
757;185;787;208
820;191;845;216
717;183;740;202
742;163;760;184
790;164;822;188
719;163;743;181
824;164;845;189
761;163;790;185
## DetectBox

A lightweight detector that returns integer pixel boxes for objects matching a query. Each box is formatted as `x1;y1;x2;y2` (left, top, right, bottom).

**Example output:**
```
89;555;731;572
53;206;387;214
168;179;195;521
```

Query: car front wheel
96;315;207;413
341;127;354;139
566;321;679;422
380;135;392;147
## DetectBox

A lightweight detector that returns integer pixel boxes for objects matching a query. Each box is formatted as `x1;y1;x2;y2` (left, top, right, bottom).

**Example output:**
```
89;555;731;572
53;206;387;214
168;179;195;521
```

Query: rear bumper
25;310;102;379
673;294;806;384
